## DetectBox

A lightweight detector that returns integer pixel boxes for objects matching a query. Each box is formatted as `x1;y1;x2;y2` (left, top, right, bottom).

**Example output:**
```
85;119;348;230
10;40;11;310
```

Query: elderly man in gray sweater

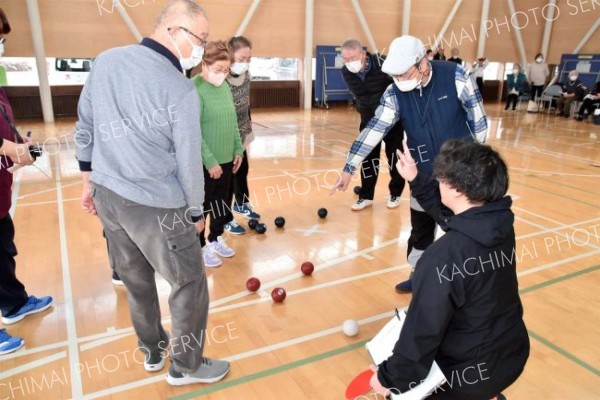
75;0;229;386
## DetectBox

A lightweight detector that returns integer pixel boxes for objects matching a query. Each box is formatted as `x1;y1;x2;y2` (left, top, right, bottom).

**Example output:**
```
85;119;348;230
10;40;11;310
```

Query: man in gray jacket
75;0;229;386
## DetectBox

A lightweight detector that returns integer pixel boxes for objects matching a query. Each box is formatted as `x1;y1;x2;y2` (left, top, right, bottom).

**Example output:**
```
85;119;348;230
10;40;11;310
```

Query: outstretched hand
395;139;418;182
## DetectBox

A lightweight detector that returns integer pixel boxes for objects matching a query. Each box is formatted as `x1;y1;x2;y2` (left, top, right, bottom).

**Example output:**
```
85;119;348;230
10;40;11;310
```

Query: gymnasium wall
1;0;599;64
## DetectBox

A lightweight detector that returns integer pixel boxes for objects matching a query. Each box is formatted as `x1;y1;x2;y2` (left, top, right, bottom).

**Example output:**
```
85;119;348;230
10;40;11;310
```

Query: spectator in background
471;57;489;91
222;35;260;236
192;40;244;268
557;70;584;118
1;6;53;356
504;64;527;111
448;48;462;65
433;45;446;61
340;39;406;211
527;53;549;103
576;81;600;121
426;49;434;61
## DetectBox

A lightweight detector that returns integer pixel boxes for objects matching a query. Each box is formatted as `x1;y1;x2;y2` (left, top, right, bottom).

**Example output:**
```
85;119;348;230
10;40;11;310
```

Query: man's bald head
150;0;209;67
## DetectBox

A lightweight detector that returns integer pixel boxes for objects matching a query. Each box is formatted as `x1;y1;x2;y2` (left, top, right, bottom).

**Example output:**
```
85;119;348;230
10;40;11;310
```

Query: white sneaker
208;237;235;258
202;246;223;268
387;195;401;209
351;199;373;211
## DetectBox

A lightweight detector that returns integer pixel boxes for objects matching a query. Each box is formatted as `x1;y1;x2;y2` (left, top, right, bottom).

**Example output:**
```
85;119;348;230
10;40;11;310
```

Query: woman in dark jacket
0;7;53;355
370;139;529;400
504;64;527;111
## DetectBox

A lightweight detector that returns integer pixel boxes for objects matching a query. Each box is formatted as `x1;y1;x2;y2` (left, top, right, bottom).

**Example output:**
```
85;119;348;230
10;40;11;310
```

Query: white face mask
512;69;519;74
230;62;249;75
345;60;363;74
427;56;434;61
207;69;227;87
170;30;204;71
394;77;419;92
536;57;543;63
569;75;577;82
0;42;4;58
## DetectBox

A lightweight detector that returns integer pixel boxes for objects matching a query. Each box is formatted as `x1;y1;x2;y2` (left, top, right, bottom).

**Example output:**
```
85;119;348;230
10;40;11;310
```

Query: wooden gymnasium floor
1;102;599;400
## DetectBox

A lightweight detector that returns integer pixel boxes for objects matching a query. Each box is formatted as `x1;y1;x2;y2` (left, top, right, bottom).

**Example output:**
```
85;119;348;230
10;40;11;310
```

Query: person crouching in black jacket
370;139;529;400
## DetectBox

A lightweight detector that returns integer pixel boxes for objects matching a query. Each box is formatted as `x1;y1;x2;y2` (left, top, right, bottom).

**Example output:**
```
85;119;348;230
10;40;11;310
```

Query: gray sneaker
166;357;230;386
144;350;166;372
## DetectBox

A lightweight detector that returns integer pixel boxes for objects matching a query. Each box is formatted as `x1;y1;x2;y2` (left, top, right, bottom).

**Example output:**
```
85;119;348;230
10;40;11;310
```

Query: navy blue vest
393;61;472;174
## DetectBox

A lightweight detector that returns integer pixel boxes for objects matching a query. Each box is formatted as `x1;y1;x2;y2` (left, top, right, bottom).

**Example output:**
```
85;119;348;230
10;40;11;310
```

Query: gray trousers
93;184;208;374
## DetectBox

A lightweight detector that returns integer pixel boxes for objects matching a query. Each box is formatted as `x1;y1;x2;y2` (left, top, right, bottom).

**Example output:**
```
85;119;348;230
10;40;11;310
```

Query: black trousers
358;126;406;200
578;98;600;116
200;162;233;247
476;77;484;91
0;215;29;317
505;94;518;110
530;85;544;101
225;151;250;223
407;206;437;265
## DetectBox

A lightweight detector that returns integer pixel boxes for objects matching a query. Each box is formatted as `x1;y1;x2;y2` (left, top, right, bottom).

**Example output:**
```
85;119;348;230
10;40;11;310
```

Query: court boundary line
162;264;600;400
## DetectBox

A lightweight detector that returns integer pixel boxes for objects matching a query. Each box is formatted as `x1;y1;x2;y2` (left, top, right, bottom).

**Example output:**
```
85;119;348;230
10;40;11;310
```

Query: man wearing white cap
333;35;488;293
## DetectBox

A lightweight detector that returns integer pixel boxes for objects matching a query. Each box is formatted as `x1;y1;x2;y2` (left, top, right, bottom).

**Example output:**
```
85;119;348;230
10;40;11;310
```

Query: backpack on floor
527;100;539;113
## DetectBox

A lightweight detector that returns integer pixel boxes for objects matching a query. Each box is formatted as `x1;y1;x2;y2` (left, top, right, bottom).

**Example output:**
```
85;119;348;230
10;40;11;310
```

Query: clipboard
365;309;447;400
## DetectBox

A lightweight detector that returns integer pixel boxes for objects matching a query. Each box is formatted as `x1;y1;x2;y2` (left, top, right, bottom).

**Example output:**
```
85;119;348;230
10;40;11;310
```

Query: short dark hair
0;8;11;35
535;53;543;59
229;36;252;52
433;140;509;203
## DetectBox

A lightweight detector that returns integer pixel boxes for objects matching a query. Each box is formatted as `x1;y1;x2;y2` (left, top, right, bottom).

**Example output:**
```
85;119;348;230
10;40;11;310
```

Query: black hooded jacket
377;172;530;399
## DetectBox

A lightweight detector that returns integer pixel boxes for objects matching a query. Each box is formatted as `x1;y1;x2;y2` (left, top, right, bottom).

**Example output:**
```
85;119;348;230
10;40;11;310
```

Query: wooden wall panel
0;0;598;63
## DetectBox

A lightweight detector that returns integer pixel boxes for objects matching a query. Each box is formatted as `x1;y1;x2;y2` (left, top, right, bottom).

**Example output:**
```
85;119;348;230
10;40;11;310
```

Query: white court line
516;216;600;241
516;217;600;251
18;197;79;207
0;351;67;380
80;310;398;400
80;332;136;352
517;249;600;278
515;206;600;228
209;265;408;314
17;180;80;200
56;170;83;398
0;339;69;362
8;168;24;218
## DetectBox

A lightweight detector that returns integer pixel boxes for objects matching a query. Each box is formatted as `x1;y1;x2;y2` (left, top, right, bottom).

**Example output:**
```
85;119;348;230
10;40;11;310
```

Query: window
249;57;298;81
0;57;92;86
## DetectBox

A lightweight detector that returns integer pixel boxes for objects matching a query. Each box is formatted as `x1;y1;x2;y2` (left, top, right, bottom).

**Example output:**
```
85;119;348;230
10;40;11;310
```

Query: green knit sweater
192;76;244;169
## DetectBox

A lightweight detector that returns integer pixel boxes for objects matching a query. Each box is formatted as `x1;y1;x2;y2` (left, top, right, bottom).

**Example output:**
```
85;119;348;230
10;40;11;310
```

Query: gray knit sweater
75;41;204;215
226;72;254;146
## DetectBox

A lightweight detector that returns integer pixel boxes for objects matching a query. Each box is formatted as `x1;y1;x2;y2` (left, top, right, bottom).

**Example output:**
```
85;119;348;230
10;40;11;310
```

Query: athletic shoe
232;203;260;219
144;350;166;372
0;329;24;355
166;357;230;386
224;221;246;235
202;246;223;268
208;237;235;258
387;195;401;209
395;279;412;293
112;270;125;286
1;295;53;325
351;199;373;211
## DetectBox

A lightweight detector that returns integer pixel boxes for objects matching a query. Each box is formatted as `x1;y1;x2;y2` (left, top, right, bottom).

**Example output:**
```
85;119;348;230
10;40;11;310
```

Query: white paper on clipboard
365;309;447;400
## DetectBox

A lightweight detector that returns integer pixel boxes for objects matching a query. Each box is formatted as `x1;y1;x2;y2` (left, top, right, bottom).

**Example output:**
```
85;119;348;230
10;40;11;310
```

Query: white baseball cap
381;35;426;75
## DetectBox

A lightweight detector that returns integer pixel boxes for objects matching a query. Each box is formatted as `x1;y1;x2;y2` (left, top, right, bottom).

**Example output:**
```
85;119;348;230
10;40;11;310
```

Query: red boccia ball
271;287;287;303
246;277;261;292
301;261;314;275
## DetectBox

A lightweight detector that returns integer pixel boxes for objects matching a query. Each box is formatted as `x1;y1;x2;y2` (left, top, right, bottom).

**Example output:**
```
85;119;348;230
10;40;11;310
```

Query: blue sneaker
232;203;260;219
1;295;53;325
0;329;24;355
395;279;412;293
224;221;246;235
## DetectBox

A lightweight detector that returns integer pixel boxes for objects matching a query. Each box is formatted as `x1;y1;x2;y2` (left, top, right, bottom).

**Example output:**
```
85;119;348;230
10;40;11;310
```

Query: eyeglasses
168;26;207;47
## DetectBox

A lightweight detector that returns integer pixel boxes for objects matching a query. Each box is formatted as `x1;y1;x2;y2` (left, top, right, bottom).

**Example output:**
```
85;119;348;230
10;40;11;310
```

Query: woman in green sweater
192;41;244;268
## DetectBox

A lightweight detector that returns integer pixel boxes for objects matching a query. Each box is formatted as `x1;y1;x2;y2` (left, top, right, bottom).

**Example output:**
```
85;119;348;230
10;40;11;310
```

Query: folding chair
538;84;563;114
